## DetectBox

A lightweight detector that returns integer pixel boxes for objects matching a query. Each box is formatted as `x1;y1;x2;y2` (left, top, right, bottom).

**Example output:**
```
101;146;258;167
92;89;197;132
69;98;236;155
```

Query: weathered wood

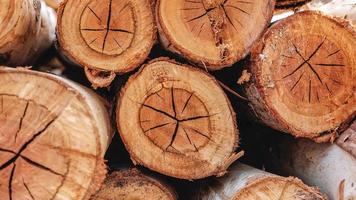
0;0;56;66
57;0;156;88
156;0;275;70
244;11;356;142
0;67;113;200
269;138;356;200
116;58;241;180
90;169;177;200
193;162;326;200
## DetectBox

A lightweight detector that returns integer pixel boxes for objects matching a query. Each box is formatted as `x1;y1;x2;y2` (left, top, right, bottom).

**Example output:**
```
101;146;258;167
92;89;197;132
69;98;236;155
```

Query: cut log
0;67;113;200
193;162;326;200
116;58;241;180
0;0;56;66
268;138;356;200
156;0;275;70
90;168;177;200
57;0;156;88
244;11;356;142
336;120;356;158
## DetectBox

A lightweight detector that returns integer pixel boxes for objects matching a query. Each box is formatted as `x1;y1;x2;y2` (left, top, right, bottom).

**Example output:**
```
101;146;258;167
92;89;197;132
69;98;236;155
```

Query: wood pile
0;0;354;199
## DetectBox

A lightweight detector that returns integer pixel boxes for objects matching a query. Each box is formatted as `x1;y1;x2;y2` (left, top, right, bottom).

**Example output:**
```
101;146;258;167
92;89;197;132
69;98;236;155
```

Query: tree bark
57;0;156;88
0;0;56;66
0;67;113;200
116;58;242;180
90;168;177;200
156;0;275;70
244;11;356;142
268;138;356;200
275;0;311;8
193;162;326;200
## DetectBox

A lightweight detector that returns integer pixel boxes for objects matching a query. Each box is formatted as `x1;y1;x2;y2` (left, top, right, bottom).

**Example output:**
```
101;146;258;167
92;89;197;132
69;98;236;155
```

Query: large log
156;0;275;70
268;137;356;200
0;67;113;200
0;0;56;66
116;58;241;180
193;162;326;200
57;0;156;88
90;169;177;200
244;11;356;142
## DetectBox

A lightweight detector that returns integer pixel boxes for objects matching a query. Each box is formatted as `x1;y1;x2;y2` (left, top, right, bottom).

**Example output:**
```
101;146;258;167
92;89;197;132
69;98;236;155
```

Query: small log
0;67;113;200
336;121;356;158
116;58;241;180
0;0;56;66
57;0;156;88
156;0;275;70
269;138;356;200
90;169;177;200
194;162;326;200
244;11;356;142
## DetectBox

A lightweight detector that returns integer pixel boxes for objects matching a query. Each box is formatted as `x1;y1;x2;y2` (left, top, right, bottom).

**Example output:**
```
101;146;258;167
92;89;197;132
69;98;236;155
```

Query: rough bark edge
336;121;356;158
155;0;276;70
56;0;157;74
116;57;241;180
233;176;327;200
245;11;356;143
275;0;311;9
0;66;111;200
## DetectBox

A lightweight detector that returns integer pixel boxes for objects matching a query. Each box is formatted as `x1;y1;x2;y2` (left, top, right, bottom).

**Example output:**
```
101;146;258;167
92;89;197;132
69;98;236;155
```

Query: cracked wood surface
57;0;156;87
116;58;240;180
0;67;113;200
156;0;275;69
244;11;356;142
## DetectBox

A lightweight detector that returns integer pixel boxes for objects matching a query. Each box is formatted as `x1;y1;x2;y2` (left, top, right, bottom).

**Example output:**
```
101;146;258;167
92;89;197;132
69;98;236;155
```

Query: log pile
0;0;355;200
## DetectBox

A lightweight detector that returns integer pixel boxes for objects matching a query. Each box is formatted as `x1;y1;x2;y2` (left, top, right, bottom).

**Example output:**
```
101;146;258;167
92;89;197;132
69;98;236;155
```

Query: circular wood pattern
246;11;356;141
116;58;239;179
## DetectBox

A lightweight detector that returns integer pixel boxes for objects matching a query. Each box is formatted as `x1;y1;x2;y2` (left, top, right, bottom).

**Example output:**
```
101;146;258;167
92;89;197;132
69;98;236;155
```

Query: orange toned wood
156;0;275;70
0;67;113;200
57;0;156;87
244;11;356;142
116;58;241;180
44;0;62;10
0;0;56;66
275;0;310;8
194;163;326;200
90;169;177;200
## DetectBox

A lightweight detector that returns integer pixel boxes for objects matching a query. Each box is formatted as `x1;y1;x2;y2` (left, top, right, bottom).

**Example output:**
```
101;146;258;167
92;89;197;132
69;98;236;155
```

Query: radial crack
15;102;29;142
144;122;172;133
23;178;35;200
21;156;64;177
166;123;180;151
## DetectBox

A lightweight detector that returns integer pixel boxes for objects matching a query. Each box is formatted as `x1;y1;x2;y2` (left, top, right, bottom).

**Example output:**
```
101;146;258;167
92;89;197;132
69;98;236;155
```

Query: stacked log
90;169;177;200
56;0;156;88
0;67;113;200
156;0;275;69
193;162;326;200
0;0;56;66
116;58;242;180
244;11;356;142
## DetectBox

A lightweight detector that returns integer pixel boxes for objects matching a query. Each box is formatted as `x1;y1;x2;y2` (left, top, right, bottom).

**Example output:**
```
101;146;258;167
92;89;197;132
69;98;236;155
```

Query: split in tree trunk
116;58;241;180
336;120;356;158
0;0;56;66
57;0;156;88
193;162;326;200
268;138;356;200
244;11;356;142
156;0;275;70
90;168;177;200
0;67;113;200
